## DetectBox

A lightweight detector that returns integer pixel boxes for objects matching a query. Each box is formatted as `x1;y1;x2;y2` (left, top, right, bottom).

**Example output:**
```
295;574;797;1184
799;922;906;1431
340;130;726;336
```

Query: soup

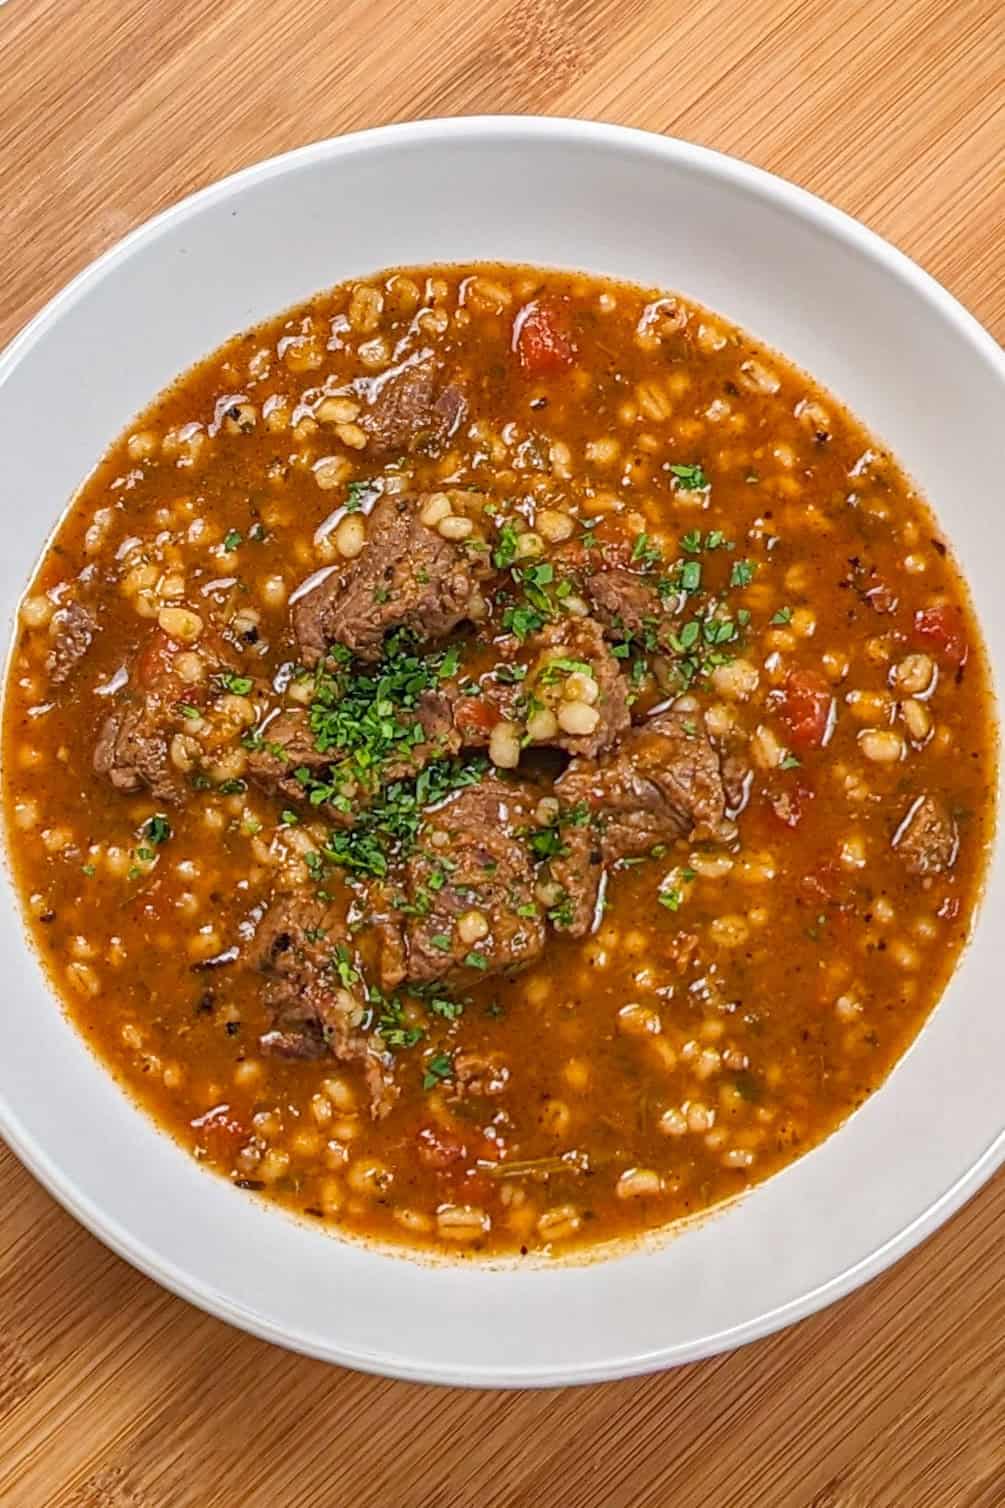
3;265;994;1256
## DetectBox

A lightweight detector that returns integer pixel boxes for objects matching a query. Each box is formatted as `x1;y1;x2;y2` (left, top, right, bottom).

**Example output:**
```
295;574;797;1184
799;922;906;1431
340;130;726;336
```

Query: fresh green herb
680;530;702;554
730;559;756;588
217;779;247;796
668;462;709;491
781;754;801;770
658;888;682;911
223;528;243;551
332;944;359;989
344;480;373;512
144;815;172;846
771;606;793;625
493;522;520;569
537;657;592;686
547;896;575;928
430;934;452;952
280;809;300;826
177;703;201;720
464;950;489;971
321;757;485;879
423;1052;454;1091
631;532;662;570
127;865;141;881
677;559;702;593
81;863;96;877
136;847;154;862
219;674;253;696
372;986;425;1050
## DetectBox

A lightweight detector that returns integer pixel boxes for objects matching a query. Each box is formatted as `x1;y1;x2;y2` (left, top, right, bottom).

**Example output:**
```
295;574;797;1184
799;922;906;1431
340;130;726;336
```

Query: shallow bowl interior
1;117;1003;1387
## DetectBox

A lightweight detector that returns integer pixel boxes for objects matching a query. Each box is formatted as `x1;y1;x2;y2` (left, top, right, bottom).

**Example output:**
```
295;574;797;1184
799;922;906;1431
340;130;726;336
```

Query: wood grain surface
2;0;1004;1503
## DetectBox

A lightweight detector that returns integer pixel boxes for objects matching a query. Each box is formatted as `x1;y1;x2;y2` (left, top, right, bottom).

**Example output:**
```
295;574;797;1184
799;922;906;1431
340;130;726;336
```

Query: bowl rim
2;113;1004;1387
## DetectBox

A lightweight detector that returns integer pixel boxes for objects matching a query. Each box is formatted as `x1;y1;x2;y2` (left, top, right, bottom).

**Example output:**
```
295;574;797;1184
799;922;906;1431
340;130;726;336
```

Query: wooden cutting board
2;0;1003;1503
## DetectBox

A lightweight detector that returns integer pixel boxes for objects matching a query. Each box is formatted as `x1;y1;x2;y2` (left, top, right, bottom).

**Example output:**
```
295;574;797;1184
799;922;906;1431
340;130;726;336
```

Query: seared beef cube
46;601;95;685
548;711;728;935
94;698;184;804
586;567;667;641
893;794;958;875
292;492;489;666
545;819;604;939
358;359;467;458
401;778;545;983
254;893;396;1117
93;629;241;804
247;692;461;821
246;709;344;819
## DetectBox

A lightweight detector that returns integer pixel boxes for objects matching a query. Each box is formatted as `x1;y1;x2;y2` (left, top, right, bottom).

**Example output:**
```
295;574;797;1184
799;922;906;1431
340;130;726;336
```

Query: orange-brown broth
3;264;995;1255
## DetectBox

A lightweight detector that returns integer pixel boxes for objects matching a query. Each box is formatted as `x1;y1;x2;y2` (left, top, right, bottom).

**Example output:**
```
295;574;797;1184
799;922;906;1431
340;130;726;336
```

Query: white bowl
1;117;1003;1388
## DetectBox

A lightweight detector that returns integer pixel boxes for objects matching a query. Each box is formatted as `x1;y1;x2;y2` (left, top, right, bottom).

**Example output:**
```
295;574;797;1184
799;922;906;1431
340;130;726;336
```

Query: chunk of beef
586;567;667;641
247;692;461;821
400;777;546;983
94;697;184;804
462;616;630;760
254;893;396;1117
46;601;95;686
548;710;728;936
357;359;466;458
293;492;489;665
94;628;240;805
893;794;958;876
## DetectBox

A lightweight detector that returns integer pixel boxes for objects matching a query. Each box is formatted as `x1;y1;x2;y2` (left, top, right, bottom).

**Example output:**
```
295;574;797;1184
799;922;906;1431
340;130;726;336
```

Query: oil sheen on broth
3;265;995;1257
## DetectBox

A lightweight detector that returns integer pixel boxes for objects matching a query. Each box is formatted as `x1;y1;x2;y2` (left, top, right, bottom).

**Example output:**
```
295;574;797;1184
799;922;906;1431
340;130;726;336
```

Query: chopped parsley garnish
344;480;373;512
464;950;489;971
320;757;487;878
81;863;96;877
658;888;682;911
631;532;662;569
372;987;424;1050
430;934;452;952
217;779;247;796
280;809;300;826
771;606;793;625
537;657;592;686
219;673;253;696
781;754;801;770
492;522;520;569
144;815;172;846
177;703;201;720
730;559;756;588
423;1052;454;1090
332;944;359;989
223;528;243;551
668;462;709;491
296;633;468;811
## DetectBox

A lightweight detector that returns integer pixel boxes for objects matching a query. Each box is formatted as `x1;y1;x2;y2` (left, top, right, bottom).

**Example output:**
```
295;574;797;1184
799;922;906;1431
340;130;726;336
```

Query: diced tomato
136;629;181;688
416;1124;467;1171
191;1103;247;1163
453;696;501;740
512;298;576;377
914;604;968;668
779;669;834;750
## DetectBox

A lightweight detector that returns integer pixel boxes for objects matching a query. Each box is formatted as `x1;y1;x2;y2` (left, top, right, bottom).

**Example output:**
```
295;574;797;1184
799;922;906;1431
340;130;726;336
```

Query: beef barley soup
3;265;994;1256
